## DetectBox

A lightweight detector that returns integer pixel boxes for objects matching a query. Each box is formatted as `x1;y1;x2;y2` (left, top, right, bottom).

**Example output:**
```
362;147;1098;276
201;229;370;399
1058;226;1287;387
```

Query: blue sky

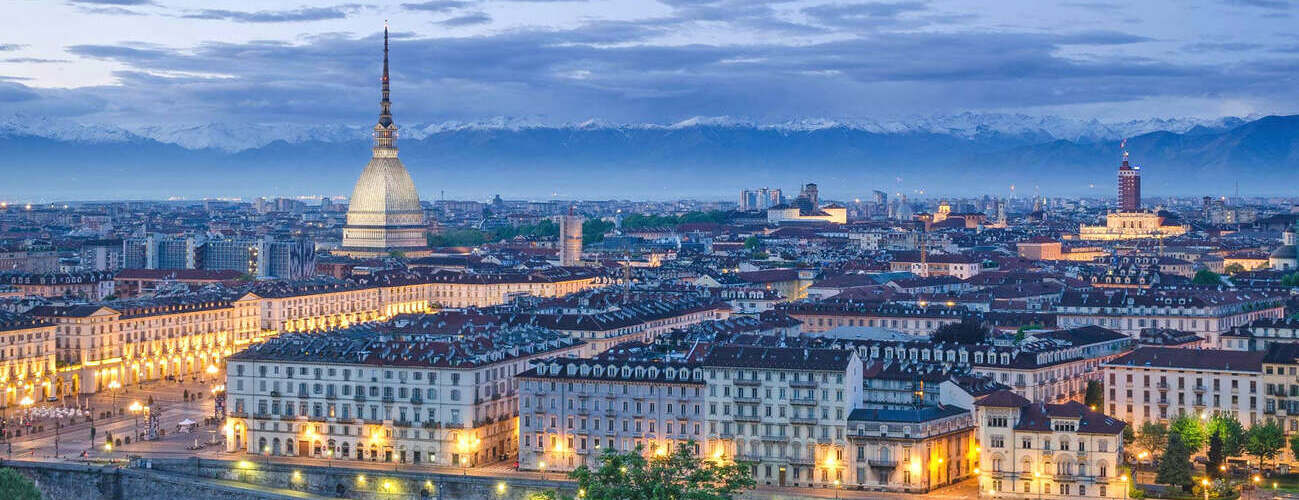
2;0;1298;128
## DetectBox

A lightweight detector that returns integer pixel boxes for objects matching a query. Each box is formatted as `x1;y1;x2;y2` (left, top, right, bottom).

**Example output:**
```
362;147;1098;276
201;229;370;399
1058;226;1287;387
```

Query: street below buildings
3;374;226;461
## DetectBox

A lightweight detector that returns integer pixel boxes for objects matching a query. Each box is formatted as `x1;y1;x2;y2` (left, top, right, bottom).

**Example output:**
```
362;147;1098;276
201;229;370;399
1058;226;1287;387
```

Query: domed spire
373;22;397;154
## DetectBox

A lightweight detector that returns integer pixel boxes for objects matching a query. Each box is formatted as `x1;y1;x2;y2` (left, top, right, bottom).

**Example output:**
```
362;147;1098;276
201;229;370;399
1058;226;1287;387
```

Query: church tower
338;25;432;258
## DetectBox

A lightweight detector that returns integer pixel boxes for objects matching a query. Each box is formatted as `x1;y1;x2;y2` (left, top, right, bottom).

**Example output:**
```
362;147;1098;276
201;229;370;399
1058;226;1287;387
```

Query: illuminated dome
337;25;430;258
345;156;423;228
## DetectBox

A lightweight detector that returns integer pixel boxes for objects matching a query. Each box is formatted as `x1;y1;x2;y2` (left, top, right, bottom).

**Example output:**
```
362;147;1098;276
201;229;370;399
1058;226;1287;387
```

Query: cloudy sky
2;0;1298;128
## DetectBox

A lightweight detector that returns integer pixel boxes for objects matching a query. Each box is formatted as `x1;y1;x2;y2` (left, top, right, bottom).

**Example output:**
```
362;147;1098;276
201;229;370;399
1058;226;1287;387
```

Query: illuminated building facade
976;390;1127;499
0;313;56;409
223;327;585;467
29;292;261;397
847;406;975;493
250;268;605;333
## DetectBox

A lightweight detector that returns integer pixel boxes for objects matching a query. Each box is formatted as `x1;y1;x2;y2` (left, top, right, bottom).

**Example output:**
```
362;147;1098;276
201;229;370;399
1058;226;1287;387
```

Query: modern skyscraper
1118;147;1141;212
339;25;431;258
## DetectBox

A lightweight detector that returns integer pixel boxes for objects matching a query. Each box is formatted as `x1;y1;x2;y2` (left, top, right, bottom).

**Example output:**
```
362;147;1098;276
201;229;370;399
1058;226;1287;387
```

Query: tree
0;468;41;500
548;441;755;500
1169;414;1207;452
1084;380;1104;409
1135;421;1169;459
931;319;988;344
1289;433;1299;464
1207;414;1246;457
1225;263;1246;275
743;236;762;251
1156;431;1194;491
1206;433;1225;478
1281;272;1299;287
1192;269;1222;285
582;220;615;245
1244;421;1285;469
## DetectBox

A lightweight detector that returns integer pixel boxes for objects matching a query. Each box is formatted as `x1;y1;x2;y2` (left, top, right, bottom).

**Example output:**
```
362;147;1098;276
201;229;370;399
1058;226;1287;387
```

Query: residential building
1101;347;1264;427
976;390;1127;499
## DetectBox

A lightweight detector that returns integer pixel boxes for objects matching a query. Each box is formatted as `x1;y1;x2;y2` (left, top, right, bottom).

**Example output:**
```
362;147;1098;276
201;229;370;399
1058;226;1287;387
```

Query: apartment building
701;346;864;489
250;268;605;333
30;291;262;396
846;406;976;493
0;312;56;408
976;390;1127;500
516;358;705;472
780;301;965;335
224;326;585;467
1056;289;1287;347
1101;347;1265;427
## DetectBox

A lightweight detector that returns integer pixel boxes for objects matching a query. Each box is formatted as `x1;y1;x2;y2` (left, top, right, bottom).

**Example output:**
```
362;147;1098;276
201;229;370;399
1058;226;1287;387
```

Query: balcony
734;396;761;404
789;380;817;389
1193;385;1207;393
790;416;818;425
734;414;762;423
761;434;789;443
735;378;761;387
1157;399;1170;406
394;420;412;428
1156;382;1170;390
382;396;395;403
354;395;366;402
868;458;898;467
410;398;423;405
790;398;817;406
297;392;311;399
269;390;281;398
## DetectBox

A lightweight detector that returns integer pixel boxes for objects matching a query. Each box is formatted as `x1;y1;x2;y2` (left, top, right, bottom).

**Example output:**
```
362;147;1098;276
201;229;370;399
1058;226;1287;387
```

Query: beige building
0;313;57;409
29;291;262;397
250;268;605;333
1077;211;1188;241
976;390;1127;500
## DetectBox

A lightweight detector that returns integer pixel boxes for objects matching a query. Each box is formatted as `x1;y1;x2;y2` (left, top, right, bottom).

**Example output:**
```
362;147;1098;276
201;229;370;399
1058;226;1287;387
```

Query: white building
223;326;585;467
701;346;863;489
516;358;705;472
1101;347;1264;427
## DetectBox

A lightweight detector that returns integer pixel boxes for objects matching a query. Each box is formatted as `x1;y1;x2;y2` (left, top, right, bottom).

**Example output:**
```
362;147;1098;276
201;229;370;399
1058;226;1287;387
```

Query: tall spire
379;21;393;128
373;22;397;154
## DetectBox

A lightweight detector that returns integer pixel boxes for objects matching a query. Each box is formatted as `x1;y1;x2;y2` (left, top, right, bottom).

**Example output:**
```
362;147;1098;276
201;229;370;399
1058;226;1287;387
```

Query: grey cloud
401;1;472;12
182;5;363;23
437;12;492;26
66;0;152;4
802;1;930;26
1183;41;1264;52
0;44;29;51
1224;0;1289;9
3;58;71;63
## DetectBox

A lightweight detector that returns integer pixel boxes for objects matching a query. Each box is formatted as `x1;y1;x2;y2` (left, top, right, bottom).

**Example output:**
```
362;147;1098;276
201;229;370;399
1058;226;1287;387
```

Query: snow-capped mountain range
0;112;1255;152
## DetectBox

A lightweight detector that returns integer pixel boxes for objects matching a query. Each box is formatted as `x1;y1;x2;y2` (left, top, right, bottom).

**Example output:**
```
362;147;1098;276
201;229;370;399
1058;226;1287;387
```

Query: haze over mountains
2;113;1295;202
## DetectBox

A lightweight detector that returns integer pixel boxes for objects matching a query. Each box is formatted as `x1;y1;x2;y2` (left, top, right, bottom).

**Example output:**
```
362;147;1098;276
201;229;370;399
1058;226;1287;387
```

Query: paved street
3;375;226;460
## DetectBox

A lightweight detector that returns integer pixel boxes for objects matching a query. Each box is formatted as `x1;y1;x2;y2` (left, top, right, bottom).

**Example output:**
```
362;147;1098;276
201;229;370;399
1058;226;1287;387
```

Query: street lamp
1034;471;1042;500
205;364;218;383
1120;474;1129;500
834;479;842;499
107;380;121;416
129;401;143;442
1201;478;1210;500
1252;475;1261;500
